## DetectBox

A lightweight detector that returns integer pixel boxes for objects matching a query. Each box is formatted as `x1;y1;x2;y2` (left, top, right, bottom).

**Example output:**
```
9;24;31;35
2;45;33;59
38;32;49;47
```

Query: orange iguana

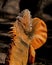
6;9;47;65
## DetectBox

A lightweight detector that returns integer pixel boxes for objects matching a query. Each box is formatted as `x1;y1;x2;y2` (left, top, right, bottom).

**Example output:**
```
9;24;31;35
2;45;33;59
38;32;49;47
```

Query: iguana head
16;9;32;32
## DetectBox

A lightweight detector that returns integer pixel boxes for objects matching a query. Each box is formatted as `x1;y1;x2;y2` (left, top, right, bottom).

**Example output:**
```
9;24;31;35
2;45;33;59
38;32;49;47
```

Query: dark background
0;0;52;65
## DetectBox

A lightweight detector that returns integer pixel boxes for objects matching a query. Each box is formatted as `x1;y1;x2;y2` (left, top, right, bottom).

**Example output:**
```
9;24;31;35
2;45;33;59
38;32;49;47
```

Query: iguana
0;9;47;65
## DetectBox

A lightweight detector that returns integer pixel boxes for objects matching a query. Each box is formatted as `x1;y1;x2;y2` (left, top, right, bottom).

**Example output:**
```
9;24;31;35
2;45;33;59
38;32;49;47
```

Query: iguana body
5;9;47;65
